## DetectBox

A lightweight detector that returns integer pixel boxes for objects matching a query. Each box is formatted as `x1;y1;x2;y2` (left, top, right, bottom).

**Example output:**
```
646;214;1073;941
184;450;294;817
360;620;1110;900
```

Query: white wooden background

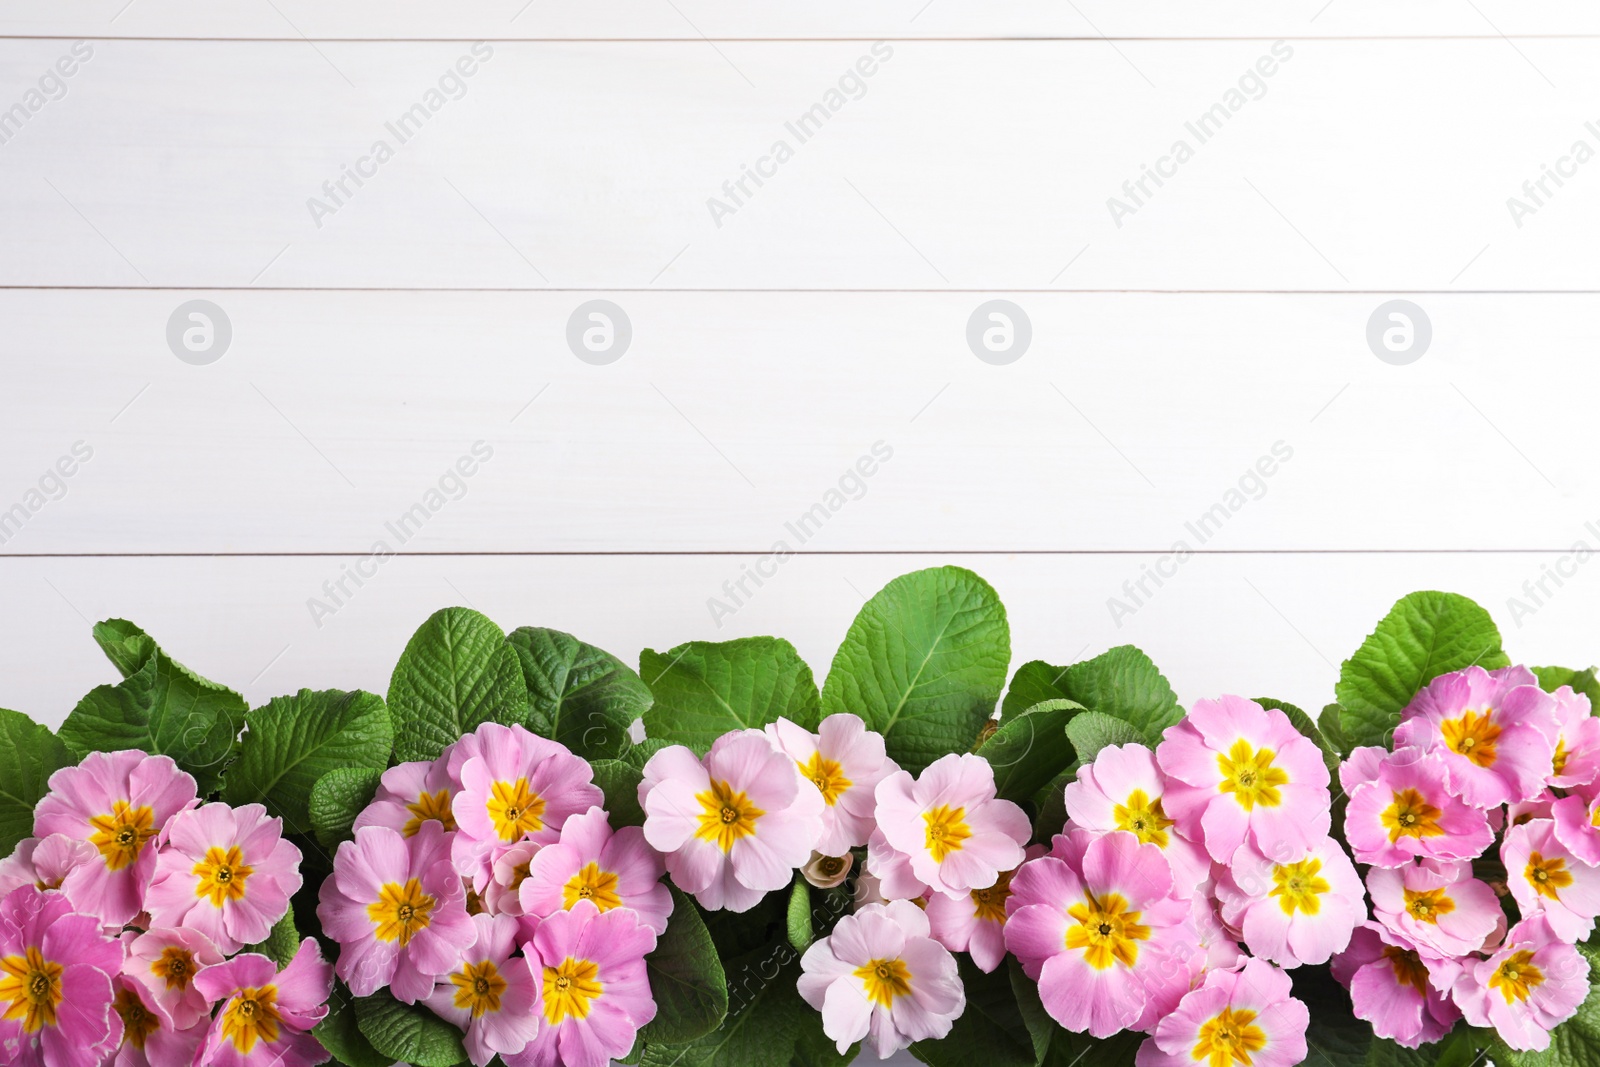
2;3;1597;744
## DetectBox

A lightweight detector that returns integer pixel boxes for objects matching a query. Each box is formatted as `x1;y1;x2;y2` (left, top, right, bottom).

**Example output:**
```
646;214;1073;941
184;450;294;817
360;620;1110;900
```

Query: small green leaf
1032;764;1076;841
1319;703;1351;756
975;698;1083;805
0;709;73;854
1064;711;1146;763
1337;591;1510;750
1000;660;1074;719
1534;666;1600;709
313;984;392;1067
787;877;813;952
821;567;1011;775
1001;647;1183;745
308;767;386;851
638;887;729;1046
590;758;646;828
223;689;392;835
354;989;468;1067
388;608;528;763
507;627;653;758
640;637;821;755
243;908;299;968
1256;698;1340;779
91;619;157;678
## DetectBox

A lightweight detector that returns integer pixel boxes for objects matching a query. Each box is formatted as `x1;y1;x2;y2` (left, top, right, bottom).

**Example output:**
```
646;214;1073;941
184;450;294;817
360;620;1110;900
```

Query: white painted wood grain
0;39;1594;290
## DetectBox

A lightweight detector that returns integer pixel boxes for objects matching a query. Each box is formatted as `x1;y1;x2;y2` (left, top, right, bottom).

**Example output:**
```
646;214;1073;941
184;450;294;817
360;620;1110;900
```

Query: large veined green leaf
354;990;467;1067
638;887;729;1046
223;688;392;834
1337;591;1509;750
639;947;808;1067
1064;711;1146;763
1007;646;1184;746
975;698;1083;805
507;626;652;758
308;767;385;851
0;709;73;853
640;637;820;754
388;607;528;762
313;983;392;1067
821;567;1010;774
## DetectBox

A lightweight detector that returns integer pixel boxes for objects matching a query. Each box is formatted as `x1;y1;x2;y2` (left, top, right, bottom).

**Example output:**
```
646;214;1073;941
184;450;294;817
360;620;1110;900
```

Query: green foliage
590;757;646;828
1535;666;1600;709
507;626;653;758
0;709;73;854
638;888;730;1045
787;877;813;952
243;908;300;968
640;637;821;754
640;944;808;1067
308;766;385;851
821;567;1010;774
354;989;468;1067
313;984;392;1067
1064;711;1146;762
976;698;1083;806
388;607;528;762
1004;646;1182;746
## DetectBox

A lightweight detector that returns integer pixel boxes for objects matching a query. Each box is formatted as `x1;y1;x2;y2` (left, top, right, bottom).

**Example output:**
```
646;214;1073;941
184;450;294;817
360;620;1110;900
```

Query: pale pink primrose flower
0;885;123;1067
1394;664;1558;808
353;758;460;838
423;914;542;1067
33;751;198;927
520;806;672;934
1552;791;1600;866
316;822;477;1002
1452;915;1590;1052
192;937;332;1067
798;900;965;1059
873;753;1030;897
108;976;205;1067
1364;860;1503;959
1214;836;1363;968
863;830;929;902
924;845;1043;974
504;900;657;1067
144;802;303;955
122;928;224;1031
1548;686;1600;789
0;835;97;900
765;714;898;855
1342;747;1492;867
1338;746;1387;796
1134;957;1309;1067
482;841;541;917
1004;830;1193;1038
1330;922;1459;1049
639;731;823;913
1502;817;1600;941
1062;742;1209;893
1156;696;1331;863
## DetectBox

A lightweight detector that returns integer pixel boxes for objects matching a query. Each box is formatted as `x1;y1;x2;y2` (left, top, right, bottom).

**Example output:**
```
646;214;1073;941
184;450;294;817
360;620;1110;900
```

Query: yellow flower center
1526;852;1574;901
1440;709;1502;768
1382;945;1429;995
368;878;436;945
971;867;1017;924
1216;740;1288;810
1270;857;1330;916
922;805;972;863
152;946;197;990
222;986;281;1053
1489;950;1545;1004
1554;739;1570;777
486;778;546;842
1113;789;1175;848
114;987;161;1051
853;958;912;1008
1403;887;1455;924
451;959;509;1018
543;957;603;1025
562;862;623;912
1192;1006;1267;1067
193;845;254;907
693;779;765;852
403;789;458;836
799;752;852;806
88;800;158;871
1065;891;1150;971
1380;788;1445;842
0;947;64;1034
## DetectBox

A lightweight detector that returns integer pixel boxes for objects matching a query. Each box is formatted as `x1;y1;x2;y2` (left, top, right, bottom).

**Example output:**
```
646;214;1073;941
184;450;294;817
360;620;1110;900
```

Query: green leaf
640;637;821;755
388;608;529;763
354;989;467;1067
1337;591;1510;750
820;567;1011;775
313;984;392;1067
640;944;803;1067
1065;711;1146;763
1256;698;1341;779
1043;1030;1142;1067
1008;957;1055;1065
0;710;73;854
243;907;299;968
1055;646;1184;745
976;698;1083;805
506;627;653;759
1534;666;1600;709
625;738;670;770
590;758;646;828
1493;942;1600;1067
1000;660;1074;718
59;623;248;795
1291;963;1371;1067
1032;764;1075;840
909;956;1035;1067
1319;703;1352;756
308;767;386;851
223;689;392;835
638;887;729;1045
787;877;813;952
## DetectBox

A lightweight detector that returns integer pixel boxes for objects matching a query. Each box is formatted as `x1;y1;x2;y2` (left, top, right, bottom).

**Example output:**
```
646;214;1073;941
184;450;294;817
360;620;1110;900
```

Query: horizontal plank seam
2;287;1598;296
0;549;1582;559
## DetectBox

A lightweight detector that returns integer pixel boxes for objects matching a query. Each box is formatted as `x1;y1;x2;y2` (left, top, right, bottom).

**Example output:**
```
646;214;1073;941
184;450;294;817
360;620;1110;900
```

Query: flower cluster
0;750;328;1067
321;722;668;1067
1335;665;1595;1051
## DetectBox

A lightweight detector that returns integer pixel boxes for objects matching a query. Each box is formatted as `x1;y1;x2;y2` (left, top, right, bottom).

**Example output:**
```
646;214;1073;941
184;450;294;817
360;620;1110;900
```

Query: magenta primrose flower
0;885;123;1067
423;914;542;1067
1365;860;1503;958
33;751;197;927
1214;835;1364;968
765;713;899;856
1135;958;1308;1067
1156;696;1330;863
122;927;225;1031
1547;685;1600;789
1453;916;1590;1052
519;806;672;933
0;835;97;900
317;822;476;1002
353;758;459;838
192;937;332;1067
640;731;823;912
144;802;303;955
1342;747;1492;867
798;900;965;1059
873;753;1030;898
109;975;205;1067
1062;742;1210;892
1394;665;1558;808
1502;818;1600;942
